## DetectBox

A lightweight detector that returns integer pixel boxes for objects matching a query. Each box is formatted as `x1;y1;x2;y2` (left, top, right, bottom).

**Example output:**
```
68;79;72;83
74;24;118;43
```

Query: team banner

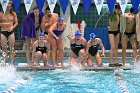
106;0;116;15
36;0;45;12
13;0;22;13
59;0;69;14
131;0;139;14
0;0;10;13
24;0;33;13
70;0;80;15
47;0;57;13
118;0;128;14
82;0;92;14
94;0;104;15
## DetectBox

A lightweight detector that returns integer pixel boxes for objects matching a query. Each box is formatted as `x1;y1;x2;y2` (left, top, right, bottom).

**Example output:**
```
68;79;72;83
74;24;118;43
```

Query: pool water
121;70;140;93
0;69;140;93
0;57;139;93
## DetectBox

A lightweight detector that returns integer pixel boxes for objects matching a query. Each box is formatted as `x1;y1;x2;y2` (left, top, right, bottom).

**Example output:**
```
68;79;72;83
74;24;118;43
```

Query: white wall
60;3;71;49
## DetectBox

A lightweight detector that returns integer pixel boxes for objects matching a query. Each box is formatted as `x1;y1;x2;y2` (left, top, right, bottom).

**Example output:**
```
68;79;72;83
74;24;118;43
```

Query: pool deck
0;49;138;71
16;63;135;71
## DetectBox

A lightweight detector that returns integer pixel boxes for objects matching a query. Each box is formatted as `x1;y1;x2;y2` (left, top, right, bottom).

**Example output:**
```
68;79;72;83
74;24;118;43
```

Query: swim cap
39;32;45;36
75;30;82;36
58;17;64;21
90;33;96;39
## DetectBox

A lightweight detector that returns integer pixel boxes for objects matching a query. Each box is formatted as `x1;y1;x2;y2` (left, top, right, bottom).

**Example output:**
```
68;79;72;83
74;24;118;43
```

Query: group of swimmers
0;2;140;67
108;4;140;67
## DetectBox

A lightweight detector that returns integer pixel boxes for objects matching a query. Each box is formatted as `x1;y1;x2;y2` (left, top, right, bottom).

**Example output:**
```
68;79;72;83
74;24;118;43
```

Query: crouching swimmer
86;33;105;67
67;30;88;66
32;32;50;67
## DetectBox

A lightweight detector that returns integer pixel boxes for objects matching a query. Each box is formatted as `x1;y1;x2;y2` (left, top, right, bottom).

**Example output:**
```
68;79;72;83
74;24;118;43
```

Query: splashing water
68;62;82;71
134;60;140;72
0;66;16;83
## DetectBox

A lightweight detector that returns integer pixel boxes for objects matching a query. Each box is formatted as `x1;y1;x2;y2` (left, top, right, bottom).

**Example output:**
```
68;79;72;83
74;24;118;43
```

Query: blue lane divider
114;68;129;93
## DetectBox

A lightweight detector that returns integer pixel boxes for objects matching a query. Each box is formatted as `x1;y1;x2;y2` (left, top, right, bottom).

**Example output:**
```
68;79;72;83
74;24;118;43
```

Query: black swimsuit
88;40;99;56
124;31;135;38
71;39;84;56
36;42;47;54
44;31;48;35
89;44;99;56
1;31;14;38
108;31;119;36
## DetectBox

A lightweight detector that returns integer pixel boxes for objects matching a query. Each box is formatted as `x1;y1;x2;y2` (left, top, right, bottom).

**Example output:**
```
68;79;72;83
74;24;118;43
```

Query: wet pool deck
0;49;137;71
16;63;135;71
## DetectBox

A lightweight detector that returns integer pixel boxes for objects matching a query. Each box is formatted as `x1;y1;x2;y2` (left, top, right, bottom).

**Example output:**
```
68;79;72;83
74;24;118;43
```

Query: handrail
95;9;109;28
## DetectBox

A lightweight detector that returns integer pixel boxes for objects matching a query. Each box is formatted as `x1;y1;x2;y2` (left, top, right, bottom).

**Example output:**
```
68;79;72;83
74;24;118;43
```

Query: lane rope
114;68;129;93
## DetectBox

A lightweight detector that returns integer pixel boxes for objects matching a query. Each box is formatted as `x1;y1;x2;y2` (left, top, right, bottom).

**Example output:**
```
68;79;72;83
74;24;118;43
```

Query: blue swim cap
58;17;64;21
90;33;96;39
39;32;45;36
75;30;82;36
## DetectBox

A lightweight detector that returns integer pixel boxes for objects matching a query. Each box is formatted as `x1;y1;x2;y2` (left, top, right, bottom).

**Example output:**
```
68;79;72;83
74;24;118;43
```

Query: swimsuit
88;44;99;56
1;31;14;38
108;31;119;36
53;30;64;37
44;31;48;35
71;39;84;56
124;31;135;38
36;42;47;54
53;24;64;37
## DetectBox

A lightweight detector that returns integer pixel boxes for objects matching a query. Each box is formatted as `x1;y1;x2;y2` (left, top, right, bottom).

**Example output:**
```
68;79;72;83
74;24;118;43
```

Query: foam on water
67;62;82;71
134;60;140;72
0;66;17;83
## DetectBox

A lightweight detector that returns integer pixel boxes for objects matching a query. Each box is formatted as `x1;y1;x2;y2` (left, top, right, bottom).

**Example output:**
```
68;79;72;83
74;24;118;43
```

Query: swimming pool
0;57;139;93
0;68;140;93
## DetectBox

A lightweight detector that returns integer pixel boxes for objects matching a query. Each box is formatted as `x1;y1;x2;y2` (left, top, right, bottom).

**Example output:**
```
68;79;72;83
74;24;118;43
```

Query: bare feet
121;64;125;67
61;63;65;67
44;64;50;67
53;64;57;67
27;63;33;67
32;63;41;67
56;63;60;66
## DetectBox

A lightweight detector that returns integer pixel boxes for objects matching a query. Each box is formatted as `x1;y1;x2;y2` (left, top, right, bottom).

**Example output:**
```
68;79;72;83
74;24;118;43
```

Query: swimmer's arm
82;38;87;48
41;16;46;29
86;41;90;54
45;22;50;27
0;12;2;24
67;35;74;41
47;42;50;64
32;42;37;63
52;13;58;23
48;23;58;39
10;12;18;30
98;39;105;57
136;14;139;36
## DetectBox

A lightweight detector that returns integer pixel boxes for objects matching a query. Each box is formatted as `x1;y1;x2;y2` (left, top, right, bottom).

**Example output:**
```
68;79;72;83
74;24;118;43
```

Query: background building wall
0;2;138;49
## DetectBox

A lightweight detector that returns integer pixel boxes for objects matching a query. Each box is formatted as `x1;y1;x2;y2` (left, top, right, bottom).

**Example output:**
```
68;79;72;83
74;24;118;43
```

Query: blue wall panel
84;28;110;50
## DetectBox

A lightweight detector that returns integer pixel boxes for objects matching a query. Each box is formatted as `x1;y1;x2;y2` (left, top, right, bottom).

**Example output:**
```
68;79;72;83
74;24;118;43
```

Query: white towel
120;13;127;34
